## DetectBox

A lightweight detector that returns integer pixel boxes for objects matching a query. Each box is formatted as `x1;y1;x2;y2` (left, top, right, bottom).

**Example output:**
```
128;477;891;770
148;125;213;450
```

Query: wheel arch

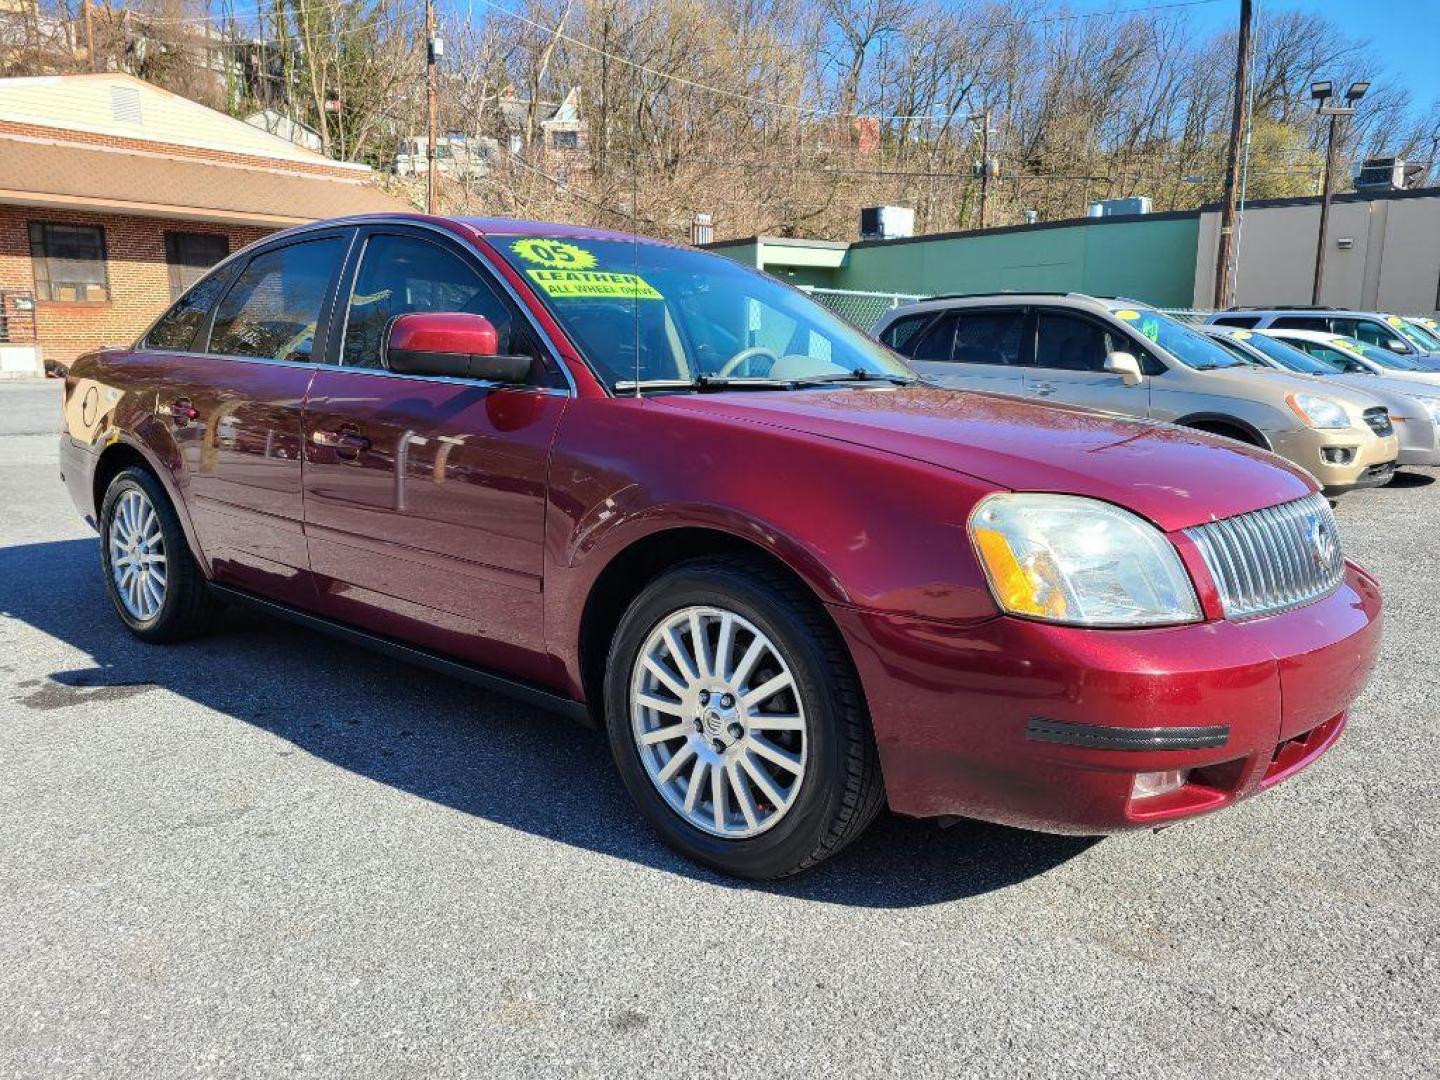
575;526;846;726
92;434;211;577
1173;412;1271;449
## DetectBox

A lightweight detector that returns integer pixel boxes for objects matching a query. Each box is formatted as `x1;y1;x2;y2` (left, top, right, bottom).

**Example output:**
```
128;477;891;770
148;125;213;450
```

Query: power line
476;0;1227;122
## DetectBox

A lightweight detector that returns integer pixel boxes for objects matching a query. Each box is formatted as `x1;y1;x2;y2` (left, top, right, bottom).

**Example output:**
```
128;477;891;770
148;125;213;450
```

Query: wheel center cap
702;708;725;735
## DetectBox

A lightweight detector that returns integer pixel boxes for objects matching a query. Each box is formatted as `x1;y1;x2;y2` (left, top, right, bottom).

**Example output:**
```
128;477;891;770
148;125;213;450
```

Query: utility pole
83;0;97;71
1309;80;1370;305
1213;0;1252;310
425;0;439;215
979;109;991;230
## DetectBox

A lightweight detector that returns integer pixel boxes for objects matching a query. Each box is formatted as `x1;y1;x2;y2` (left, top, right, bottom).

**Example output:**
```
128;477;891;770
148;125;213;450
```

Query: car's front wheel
99;466;219;642
604;557;884;879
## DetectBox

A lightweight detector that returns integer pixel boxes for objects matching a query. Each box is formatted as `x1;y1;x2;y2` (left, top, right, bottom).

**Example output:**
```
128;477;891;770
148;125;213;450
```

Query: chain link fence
799;287;926;331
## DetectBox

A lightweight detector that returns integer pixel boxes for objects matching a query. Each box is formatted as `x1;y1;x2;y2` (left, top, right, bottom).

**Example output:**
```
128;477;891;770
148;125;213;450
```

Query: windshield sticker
1387;316;1405;327
1232;330;1253;339
1139;318;1161;343
510;238;599;271
1115;309;1141;321
1330;338;1362;355
526;267;663;300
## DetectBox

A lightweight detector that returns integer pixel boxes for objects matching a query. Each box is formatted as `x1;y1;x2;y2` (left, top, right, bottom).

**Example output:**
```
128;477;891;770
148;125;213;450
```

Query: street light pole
1310;79;1369;306
1312;110;1341;305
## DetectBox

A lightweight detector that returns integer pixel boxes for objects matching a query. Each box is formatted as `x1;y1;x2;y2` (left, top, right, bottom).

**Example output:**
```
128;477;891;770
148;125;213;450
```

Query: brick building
0;72;407;374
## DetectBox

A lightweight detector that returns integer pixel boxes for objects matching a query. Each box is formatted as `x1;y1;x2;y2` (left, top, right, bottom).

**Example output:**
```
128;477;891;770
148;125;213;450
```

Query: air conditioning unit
860;206;915;240
1087;196;1152;218
1354;157;1423;191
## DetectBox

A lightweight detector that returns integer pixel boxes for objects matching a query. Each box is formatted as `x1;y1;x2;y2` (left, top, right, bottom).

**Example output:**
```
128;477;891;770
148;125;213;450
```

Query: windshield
1330;335;1424;371
1237;332;1339;375
1389;316;1439;351
1206;333;1266;366
491;236;916;390
1111;307;1247;370
1402;318;1440;350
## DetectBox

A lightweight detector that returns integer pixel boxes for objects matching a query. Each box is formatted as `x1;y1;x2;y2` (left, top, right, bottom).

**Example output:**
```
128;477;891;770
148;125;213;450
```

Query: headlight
1286;392;1350;430
969;494;1202;627
1411;396;1440;425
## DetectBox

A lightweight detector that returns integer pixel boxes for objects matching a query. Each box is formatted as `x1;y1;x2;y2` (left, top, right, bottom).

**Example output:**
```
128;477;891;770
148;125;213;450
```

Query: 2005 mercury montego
59;215;1382;878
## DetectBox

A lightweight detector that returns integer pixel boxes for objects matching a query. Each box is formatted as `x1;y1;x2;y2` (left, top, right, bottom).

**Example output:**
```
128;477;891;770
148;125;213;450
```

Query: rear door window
1271;316;1328;332
208;236;345;362
953;309;1027;365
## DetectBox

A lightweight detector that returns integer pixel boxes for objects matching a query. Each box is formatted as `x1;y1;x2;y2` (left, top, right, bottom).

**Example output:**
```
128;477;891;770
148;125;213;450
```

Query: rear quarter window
1211;316;1260;329
143;270;233;352
879;313;934;354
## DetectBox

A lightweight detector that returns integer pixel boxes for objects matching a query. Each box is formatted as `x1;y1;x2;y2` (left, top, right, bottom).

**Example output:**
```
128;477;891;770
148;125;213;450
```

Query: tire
99;465;220;643
603;556;884;879
1187;421;1261;447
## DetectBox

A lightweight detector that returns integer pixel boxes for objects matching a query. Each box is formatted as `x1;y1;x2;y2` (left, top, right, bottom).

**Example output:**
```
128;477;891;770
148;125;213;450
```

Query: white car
1202;327;1440;468
1262;328;1440;388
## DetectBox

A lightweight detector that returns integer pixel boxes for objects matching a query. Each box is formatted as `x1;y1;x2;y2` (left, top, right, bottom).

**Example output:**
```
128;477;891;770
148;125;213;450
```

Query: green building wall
706;213;1202;309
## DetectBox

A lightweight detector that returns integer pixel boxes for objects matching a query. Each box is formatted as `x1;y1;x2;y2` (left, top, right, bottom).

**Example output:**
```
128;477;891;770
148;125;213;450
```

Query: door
903;307;1029;396
155;230;350;596
302;228;568;680
1024;307;1151;418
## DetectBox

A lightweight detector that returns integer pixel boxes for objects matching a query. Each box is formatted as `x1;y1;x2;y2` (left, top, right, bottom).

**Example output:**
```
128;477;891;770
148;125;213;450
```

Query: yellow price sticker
511;238;598;270
1387;316;1405;327
527;268;663;300
1116;309;1141;321
1232;330;1253;339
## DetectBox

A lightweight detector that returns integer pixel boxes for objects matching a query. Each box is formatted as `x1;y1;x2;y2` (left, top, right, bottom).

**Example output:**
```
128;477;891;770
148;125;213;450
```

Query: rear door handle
163;397;199;424
312;427;371;457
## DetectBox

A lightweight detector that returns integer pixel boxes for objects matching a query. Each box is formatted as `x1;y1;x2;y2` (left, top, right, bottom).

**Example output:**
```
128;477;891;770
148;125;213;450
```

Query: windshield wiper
793;369;921;387
613;376;798;393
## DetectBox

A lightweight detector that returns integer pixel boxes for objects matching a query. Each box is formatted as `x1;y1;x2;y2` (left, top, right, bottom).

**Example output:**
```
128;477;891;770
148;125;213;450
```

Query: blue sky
1171;0;1440;108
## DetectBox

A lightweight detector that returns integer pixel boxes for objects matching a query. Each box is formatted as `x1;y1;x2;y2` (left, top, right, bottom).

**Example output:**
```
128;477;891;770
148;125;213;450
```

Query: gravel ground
1;379;1436;1079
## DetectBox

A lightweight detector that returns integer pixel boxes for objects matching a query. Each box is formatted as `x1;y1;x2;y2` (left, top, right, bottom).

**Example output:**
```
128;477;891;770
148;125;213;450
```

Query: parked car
874;293;1399;495
1264;328;1440;389
1205;308;1440;371
1199;326;1440;469
60;218;1382;879
1402;316;1440;352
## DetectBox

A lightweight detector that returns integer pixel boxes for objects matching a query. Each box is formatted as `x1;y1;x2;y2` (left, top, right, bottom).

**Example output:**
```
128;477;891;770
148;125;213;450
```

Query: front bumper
1391;416;1440;467
829;562;1382;834
1268;427;1398;493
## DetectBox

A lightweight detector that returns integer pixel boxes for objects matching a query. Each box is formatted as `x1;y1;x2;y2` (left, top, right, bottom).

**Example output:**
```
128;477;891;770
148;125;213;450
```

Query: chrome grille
1363;407;1393;437
1185;493;1346;620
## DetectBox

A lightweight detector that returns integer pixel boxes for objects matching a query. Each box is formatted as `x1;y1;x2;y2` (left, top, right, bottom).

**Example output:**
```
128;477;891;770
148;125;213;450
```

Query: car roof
1259;328;1343;343
1217;307;1394;319
876;291;1145;325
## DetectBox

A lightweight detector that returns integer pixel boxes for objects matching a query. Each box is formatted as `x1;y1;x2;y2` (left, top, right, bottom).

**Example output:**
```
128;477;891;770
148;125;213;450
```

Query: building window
165;232;230;299
551;130;578;150
29;222;109;302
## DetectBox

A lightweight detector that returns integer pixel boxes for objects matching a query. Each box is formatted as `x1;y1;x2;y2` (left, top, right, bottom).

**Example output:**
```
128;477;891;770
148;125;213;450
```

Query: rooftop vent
109;85;143;125
859;206;915;241
1087;196;1152;218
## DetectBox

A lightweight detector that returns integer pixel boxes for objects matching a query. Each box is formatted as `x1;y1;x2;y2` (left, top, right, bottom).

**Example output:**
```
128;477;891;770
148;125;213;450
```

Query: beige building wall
1194;192;1440;316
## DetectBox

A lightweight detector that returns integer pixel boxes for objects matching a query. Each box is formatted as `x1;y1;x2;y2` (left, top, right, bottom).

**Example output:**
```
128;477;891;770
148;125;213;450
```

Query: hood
1331;372;1440;410
1212;365;1391;412
657;386;1314;533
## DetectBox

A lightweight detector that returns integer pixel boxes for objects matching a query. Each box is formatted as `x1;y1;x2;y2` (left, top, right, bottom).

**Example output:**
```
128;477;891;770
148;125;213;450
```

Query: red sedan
59;215;1382;878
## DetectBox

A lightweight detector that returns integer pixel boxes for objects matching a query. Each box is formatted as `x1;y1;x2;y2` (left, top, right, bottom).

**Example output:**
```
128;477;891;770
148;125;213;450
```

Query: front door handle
163;397;199;425
312;427;371;459
1031;382;1057;396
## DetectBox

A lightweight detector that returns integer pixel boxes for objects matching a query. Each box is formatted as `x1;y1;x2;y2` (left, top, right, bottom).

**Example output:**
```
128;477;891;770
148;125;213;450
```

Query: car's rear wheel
99;466;219;642
604;557;884;879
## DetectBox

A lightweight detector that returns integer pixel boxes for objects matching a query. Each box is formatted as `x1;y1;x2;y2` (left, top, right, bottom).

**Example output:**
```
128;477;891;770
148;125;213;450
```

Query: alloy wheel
629;605;808;839
108;487;167;621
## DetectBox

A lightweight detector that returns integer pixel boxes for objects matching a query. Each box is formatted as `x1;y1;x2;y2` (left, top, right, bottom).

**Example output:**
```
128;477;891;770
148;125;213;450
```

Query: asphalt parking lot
1;379;1436;1079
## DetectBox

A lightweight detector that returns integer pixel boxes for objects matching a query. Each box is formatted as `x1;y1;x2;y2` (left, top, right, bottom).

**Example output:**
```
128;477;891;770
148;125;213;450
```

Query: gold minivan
875;293;1399;496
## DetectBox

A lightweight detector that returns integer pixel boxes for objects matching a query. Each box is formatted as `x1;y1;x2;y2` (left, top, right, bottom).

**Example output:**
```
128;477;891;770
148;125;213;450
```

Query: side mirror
1385;339;1410;353
1104;351;1144;387
385;312;533;383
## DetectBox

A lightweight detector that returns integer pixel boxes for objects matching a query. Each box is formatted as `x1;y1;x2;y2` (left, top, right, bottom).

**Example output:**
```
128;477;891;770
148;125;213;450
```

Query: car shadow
1387;469;1437;489
1;537;1096;908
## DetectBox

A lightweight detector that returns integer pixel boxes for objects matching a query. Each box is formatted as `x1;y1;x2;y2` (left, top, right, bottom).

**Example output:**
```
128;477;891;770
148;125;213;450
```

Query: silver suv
1205;308;1440;370
874;292;1399;495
